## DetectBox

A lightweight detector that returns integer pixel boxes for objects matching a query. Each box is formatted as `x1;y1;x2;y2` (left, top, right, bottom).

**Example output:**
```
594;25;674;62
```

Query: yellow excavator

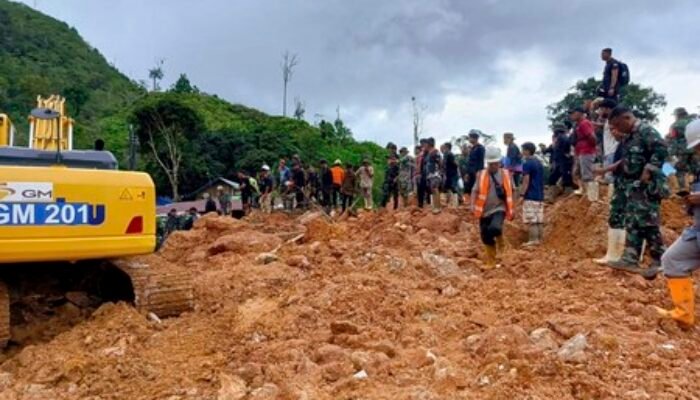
0;95;194;347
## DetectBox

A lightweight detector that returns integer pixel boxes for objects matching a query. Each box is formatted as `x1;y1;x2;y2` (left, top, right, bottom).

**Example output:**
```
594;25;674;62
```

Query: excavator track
110;256;194;318
0;282;9;347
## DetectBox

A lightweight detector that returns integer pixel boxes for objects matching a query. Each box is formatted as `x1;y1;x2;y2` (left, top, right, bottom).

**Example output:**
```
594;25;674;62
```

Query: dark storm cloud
22;0;700;141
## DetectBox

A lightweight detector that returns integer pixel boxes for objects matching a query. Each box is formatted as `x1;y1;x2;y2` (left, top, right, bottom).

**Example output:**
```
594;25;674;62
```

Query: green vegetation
130;91;387;199
547;77;667;125
0;0;143;150
0;0;387;200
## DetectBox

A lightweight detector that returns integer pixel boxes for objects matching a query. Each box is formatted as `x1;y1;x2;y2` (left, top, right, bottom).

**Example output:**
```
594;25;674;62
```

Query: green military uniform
617;121;669;265
608;175;626;229
669;117;693;187
398;155;415;198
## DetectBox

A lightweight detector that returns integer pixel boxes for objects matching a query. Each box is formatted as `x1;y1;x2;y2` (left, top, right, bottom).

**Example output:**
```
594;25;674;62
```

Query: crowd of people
162;47;700;329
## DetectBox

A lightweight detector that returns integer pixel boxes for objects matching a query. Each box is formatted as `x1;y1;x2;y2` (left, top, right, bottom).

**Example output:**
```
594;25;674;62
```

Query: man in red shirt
569;107;599;201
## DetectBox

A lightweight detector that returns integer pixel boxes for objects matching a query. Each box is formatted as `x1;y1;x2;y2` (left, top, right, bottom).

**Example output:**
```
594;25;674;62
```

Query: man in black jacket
465;130;485;197
547;124;574;192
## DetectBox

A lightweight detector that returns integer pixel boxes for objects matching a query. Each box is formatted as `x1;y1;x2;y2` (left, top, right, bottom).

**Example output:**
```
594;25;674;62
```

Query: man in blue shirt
520;142;545;246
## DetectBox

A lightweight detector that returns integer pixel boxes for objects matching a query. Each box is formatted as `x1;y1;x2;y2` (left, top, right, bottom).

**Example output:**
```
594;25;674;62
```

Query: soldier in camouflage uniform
667;107;694;192
397;147;415;207
607;107;669;276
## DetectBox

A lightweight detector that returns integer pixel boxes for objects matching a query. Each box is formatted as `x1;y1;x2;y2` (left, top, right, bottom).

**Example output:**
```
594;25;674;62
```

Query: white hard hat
686;119;700;149
485;146;502;163
262;164;271;171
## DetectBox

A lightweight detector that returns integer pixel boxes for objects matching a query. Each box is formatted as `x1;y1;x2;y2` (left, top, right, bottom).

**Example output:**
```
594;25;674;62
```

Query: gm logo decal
0;182;53;203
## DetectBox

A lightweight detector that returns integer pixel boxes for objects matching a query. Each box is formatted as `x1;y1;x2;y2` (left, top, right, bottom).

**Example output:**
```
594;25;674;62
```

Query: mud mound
1;200;699;399
544;195;608;258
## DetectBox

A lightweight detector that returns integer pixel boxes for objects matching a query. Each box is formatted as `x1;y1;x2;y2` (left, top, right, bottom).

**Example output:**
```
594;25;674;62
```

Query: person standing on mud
441;142;459;208
398;147;415;207
357;159;374;210
425;137;443;213
415;139;430;208
319;159;334;211
503;132;523;187
331;159;345;210
667;107;694;194
594;125;627;265
381;154;400;210
472;147;515;269
217;185;231;216
464;130;485;199
570;107;599;201
656;120;700;327
290;162;306;209
258;165;274;213
520;142;545;246
340;162;356;213
607;106;669;276
547;124;574;196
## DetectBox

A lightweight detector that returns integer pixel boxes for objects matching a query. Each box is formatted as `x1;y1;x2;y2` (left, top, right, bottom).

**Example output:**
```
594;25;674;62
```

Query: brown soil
0;196;697;399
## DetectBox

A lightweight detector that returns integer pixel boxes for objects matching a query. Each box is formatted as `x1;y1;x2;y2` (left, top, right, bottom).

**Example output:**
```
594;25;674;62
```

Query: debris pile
0;195;697;398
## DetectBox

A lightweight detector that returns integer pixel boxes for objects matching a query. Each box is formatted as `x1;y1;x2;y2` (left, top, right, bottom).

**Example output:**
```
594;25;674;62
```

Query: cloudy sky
19;0;700;147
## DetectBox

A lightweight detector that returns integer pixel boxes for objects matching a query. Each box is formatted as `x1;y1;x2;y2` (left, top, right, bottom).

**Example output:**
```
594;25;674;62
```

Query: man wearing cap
668;107;694;193
398;147;415;207
331;159;345;210
503;133;523;186
258;165;274;213
547;124;574;195
464;130;485;197
472;146;516;269
607;106;669;275
570;107;599;201
357;159;374;210
217;185;232;216
656;119;700;327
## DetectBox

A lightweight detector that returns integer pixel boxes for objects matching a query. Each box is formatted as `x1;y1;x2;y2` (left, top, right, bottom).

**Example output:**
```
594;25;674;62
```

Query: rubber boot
586;181;599;202
537;223;545;243
450;193;459;208
574;183;585;196
607;183;614;199
594;229;626;265
482;245;497;270
655;277;695;327
640;259;662;281
495;235;506;254
431;193;441;214
523;225;540;247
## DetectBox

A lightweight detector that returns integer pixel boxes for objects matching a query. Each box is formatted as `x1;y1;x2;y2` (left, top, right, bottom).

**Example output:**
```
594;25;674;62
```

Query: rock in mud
330;320;360;335
217;374;247;400
557;333;587;363
255;252;279;265
529;327;559;351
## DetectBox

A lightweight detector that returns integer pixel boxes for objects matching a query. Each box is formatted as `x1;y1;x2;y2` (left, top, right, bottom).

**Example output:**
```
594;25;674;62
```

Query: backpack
618;61;630;86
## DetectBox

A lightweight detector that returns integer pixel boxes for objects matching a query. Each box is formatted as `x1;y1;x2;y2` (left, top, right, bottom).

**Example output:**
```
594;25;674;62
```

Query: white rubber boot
587;181;599;202
595;229;626;264
610;229;626;262
594;229;622;264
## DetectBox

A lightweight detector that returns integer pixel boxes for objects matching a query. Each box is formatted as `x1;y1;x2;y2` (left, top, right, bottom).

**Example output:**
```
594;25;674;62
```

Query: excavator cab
0;95;193;347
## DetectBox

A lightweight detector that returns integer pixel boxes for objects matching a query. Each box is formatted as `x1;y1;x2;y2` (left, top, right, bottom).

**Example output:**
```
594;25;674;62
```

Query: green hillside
0;0;387;199
0;0;143;150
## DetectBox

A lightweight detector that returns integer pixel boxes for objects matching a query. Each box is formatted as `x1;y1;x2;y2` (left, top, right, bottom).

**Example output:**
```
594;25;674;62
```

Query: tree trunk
283;80;288;117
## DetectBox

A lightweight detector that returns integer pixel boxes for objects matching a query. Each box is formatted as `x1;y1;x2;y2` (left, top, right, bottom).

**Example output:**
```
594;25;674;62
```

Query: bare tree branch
281;51;299;117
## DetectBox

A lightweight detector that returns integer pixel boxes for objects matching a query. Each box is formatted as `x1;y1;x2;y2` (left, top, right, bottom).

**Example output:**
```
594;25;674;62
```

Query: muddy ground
0;195;697;400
